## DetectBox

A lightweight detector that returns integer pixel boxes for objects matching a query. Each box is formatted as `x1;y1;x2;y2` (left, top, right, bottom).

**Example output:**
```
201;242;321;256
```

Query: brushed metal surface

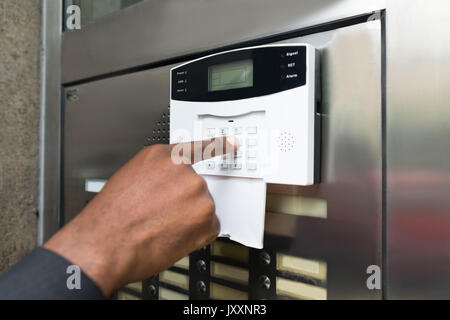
39;0;63;243
63;19;382;299
58;0;450;299
385;0;450;299
61;0;385;84
266;20;383;299
64;64;175;222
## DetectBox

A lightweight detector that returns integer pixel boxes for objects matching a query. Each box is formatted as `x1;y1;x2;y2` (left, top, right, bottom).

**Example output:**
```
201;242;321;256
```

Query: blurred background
0;0;40;274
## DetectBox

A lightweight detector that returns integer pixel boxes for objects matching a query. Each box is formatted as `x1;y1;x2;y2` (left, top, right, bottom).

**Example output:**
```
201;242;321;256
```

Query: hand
44;136;238;297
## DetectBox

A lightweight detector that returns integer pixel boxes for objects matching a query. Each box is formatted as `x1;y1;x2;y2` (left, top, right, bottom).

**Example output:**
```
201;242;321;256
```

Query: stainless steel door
385;1;450;299
64;17;382;299
64;65;175;222
61;0;385;85
50;0;450;300
265;19;382;300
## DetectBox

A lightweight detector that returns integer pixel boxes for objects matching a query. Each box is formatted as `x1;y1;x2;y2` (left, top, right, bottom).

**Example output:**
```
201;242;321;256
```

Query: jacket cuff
0;247;105;300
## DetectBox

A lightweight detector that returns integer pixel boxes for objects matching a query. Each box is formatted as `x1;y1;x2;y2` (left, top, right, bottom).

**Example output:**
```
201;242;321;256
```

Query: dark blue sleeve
0;247;105;300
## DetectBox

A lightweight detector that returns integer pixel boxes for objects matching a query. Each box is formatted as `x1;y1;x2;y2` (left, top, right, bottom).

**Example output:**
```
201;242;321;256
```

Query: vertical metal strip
249;247;277;299
39;0;63;244
189;246;211;299
379;9;388;300
142;275;159;300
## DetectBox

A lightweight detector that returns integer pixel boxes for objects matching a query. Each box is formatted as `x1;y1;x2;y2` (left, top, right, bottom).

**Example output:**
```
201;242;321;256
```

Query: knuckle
152;144;167;154
172;161;190;177
192;174;208;192
200;199;216;227
205;198;215;217
198;197;215;220
211;216;220;236
144;144;165;158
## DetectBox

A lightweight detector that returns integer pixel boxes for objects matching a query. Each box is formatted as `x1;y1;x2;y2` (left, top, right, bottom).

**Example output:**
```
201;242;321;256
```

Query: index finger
170;136;239;165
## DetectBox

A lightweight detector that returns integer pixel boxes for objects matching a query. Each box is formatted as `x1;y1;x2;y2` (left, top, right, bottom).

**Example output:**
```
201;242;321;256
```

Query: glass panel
276;253;327;280
266;194;327;218
117;290;141;300
64;0;144;28
210;262;249;285
276;277;327;300
159;287;189;300
173;256;189;269
211;240;249;263
210;283;248;300
124;281;142;293
159;270;189;290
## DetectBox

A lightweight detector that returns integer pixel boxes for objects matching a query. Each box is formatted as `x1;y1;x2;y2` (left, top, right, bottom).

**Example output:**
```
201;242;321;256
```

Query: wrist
43;212;128;297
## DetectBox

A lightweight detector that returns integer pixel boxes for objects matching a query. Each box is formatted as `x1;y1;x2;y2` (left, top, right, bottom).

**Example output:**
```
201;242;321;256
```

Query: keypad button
232;163;242;170
206;162;215;169
247;138;258;146
233;127;243;135
247;163;257;171
247;150;257;158
207;128;216;137
220;128;229;136
220;163;229;170
247;126;258;134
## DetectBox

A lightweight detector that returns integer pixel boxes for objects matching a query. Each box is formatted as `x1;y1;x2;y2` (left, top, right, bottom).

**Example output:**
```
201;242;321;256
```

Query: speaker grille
278;130;295;152
144;105;171;146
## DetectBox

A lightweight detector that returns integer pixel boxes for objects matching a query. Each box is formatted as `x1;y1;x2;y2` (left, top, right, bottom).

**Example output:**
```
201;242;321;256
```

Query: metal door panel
264;19;382;299
64;18;382;299
385;0;450;299
61;0;385;84
51;0;450;301
64;64;175;222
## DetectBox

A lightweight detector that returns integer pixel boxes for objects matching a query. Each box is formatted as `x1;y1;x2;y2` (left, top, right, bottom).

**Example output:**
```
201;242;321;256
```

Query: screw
259;275;271;290
197;281;207;294
260;251;271;265
66;89;79;102
197;260;207;273
147;284;157;296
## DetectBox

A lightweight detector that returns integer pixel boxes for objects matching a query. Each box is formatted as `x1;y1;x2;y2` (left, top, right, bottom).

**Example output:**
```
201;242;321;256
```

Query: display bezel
208;59;254;92
171;46;307;102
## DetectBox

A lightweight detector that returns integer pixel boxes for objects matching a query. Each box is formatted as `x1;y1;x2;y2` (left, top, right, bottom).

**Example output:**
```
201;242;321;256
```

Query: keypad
203;124;259;175
233;127;243;135
247;162;257;171
220;163;230;170
232;163;242;170
207;128;216;137
247;149;257;158
220;128;229;136
246;126;258;134
247;138;258;146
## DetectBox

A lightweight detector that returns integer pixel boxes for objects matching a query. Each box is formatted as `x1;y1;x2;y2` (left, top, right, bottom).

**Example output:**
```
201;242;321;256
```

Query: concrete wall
0;0;41;273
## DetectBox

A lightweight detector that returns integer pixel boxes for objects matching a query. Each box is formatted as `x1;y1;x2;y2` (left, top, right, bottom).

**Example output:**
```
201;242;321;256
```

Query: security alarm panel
170;43;320;186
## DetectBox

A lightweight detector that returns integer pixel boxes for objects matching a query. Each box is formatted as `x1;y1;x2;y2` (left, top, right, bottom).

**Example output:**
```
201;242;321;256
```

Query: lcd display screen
208;59;253;92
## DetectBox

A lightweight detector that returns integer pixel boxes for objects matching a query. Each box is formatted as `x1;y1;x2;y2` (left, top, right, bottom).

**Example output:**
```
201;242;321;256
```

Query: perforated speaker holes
144;105;171;147
278;130;295;152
